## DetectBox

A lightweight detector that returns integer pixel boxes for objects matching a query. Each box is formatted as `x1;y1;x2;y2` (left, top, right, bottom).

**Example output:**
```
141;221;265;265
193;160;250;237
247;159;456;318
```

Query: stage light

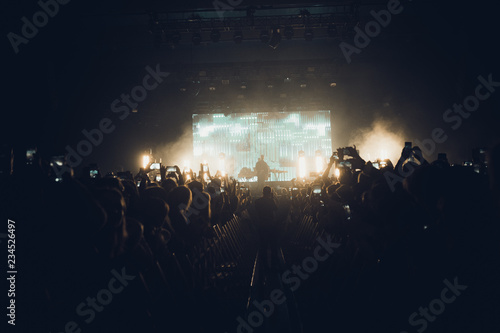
183;160;190;173
304;28;314;41
298;150;306;179
210;29;221;42
300;82;307;88
240;82;247;89
315;150;324;173
233;30;243;44
284;26;294;39
192;32;202;45
330;82;337;87
260;29;270;43
219;153;226;176
380;149;388;160
142;155;150;169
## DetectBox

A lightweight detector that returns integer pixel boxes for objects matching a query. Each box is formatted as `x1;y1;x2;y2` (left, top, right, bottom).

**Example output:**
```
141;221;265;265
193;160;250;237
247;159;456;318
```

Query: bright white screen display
192;111;332;181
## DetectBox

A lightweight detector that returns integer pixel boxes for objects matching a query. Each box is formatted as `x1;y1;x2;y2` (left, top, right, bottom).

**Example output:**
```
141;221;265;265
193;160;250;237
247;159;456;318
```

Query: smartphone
405;142;412;149
50;156;64;167
166;166;176;172
150;163;161;170
156;175;161;181
313;185;321;194
343;204;352;221
339;161;352;169
202;164;208;172
26;148;36;164
49;156;65;182
137;180;141;187
372;162;380;169
90;170;98;178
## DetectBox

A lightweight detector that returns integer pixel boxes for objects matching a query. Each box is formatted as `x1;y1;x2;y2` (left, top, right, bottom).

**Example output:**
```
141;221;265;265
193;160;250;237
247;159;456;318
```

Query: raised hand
401;146;412;160
160;165;166;181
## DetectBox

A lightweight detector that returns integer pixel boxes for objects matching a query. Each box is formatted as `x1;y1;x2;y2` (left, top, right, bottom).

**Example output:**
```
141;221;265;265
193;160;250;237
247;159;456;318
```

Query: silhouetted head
187;180;204;193
140;197;169;229
94;188;126;228
142;186;169;204
263;185;272;197
96;176;124;192
161;178;177;193
167;185;192;210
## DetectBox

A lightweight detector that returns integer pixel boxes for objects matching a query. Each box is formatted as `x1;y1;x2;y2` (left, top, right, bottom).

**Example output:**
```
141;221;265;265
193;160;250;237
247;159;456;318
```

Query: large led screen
192;111;332;181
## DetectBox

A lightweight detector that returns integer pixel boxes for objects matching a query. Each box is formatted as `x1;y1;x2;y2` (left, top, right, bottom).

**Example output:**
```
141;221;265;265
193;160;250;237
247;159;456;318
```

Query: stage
192;111;332;182
242;181;296;194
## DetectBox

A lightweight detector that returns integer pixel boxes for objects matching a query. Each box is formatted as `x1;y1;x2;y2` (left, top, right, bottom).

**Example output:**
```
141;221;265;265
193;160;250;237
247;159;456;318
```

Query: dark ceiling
2;0;499;171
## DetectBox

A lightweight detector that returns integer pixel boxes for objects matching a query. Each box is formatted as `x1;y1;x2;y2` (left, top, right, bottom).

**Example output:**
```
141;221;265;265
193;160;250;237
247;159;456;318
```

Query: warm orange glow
334;168;340;178
142;155;150;169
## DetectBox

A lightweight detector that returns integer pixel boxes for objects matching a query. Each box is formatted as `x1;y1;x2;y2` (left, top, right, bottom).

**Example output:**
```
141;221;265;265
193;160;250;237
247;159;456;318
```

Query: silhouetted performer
255;154;270;194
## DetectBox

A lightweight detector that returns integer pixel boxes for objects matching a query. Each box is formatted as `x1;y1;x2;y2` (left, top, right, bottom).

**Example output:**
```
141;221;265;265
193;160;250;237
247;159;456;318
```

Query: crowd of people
2;142;500;332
